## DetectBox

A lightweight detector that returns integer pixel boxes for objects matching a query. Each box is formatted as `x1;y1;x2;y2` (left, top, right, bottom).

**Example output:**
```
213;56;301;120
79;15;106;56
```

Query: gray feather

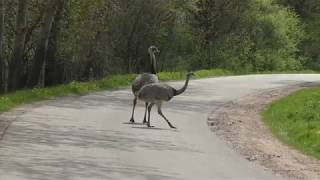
132;73;159;96
137;72;193;103
138;83;175;103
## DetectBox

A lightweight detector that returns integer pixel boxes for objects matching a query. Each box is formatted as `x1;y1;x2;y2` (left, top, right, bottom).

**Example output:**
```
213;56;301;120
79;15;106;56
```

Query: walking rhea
129;46;160;124
137;72;195;128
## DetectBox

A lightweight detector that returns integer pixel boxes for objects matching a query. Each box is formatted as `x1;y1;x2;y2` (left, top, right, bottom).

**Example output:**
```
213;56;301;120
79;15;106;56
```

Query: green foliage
193;0;305;71
263;87;320;159
277;0;320;69
1;0;319;92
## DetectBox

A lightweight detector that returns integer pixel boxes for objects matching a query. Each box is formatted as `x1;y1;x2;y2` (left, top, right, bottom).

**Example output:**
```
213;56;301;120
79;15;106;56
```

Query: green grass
262;87;320;159
0;69;232;113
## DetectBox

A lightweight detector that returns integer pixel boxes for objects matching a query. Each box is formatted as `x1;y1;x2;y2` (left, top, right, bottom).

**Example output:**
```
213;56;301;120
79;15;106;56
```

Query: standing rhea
130;46;160;123
138;72;195;128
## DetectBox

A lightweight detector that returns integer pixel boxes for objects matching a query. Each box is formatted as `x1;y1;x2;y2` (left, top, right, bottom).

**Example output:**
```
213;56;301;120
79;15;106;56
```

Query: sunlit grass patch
262;87;320;159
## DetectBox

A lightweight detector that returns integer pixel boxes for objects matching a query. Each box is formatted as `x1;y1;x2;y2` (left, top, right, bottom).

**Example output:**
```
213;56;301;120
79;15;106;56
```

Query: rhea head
148;45;160;55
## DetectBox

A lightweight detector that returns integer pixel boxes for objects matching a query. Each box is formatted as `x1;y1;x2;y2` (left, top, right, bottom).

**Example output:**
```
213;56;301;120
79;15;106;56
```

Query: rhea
137;72;194;128
130;46;160;124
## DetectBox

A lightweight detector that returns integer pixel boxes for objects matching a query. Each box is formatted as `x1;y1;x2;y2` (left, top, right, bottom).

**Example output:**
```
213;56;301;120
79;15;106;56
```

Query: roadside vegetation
263;87;320;159
0;0;320;94
0;69;233;113
0;67;317;114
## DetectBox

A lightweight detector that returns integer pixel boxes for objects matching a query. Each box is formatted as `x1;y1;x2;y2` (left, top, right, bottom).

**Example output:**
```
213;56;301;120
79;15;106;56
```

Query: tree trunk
27;0;60;88
46;0;67;86
0;0;7;93
9;0;27;91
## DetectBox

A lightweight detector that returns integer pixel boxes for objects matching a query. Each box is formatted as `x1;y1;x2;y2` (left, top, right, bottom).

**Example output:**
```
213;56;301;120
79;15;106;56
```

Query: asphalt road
0;74;320;180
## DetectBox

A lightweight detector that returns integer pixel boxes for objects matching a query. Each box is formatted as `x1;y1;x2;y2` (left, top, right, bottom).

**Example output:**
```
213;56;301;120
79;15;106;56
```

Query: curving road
0;74;320;180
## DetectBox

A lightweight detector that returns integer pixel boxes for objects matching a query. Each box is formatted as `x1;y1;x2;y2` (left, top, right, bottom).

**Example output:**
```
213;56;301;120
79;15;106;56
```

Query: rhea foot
147;123;154;128
142;118;147;124
168;122;176;129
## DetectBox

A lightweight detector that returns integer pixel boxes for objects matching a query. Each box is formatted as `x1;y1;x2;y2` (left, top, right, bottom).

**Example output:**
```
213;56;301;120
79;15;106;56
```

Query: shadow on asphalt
131;126;178;132
47;90;226;114
122;122;146;125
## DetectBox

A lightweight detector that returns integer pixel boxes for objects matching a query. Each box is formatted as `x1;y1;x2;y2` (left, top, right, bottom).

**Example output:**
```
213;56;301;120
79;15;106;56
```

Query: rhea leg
157;103;176;129
129;97;137;123
147;103;154;127
142;102;148;124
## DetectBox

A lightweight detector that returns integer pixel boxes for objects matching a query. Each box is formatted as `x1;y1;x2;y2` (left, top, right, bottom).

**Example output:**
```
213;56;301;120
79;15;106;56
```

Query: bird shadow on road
122;122;178;131
131;126;179;132
122;122;145;125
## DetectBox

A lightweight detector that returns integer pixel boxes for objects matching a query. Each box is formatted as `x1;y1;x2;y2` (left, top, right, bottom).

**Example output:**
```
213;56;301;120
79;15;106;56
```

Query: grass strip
262;87;320;159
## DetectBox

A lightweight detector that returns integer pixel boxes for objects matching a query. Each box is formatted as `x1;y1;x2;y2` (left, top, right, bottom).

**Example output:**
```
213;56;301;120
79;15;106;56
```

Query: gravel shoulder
208;84;320;179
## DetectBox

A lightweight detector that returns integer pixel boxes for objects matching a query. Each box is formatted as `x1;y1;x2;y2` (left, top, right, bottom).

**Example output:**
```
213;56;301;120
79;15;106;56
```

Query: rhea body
137;72;194;128
130;46;160;123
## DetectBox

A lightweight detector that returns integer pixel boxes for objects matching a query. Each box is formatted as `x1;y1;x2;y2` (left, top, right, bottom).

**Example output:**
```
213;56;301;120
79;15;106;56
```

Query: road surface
0;74;319;180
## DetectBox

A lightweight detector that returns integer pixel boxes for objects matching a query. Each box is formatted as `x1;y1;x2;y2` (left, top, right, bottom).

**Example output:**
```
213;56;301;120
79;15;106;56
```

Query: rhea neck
174;75;191;96
149;51;157;74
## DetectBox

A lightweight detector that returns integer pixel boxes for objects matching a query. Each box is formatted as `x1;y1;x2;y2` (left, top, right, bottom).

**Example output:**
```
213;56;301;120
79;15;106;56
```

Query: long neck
174;76;191;96
149;52;157;74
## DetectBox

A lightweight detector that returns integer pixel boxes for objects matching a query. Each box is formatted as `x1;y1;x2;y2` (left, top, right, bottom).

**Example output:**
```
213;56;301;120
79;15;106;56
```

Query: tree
278;0;320;69
192;0;304;71
45;0;68;86
193;0;250;68
9;0;27;90
27;0;63;88
0;0;315;94
0;0;7;93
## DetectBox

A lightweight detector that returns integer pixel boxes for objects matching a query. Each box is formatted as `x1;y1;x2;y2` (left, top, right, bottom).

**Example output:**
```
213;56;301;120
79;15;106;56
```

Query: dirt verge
208;85;320;180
